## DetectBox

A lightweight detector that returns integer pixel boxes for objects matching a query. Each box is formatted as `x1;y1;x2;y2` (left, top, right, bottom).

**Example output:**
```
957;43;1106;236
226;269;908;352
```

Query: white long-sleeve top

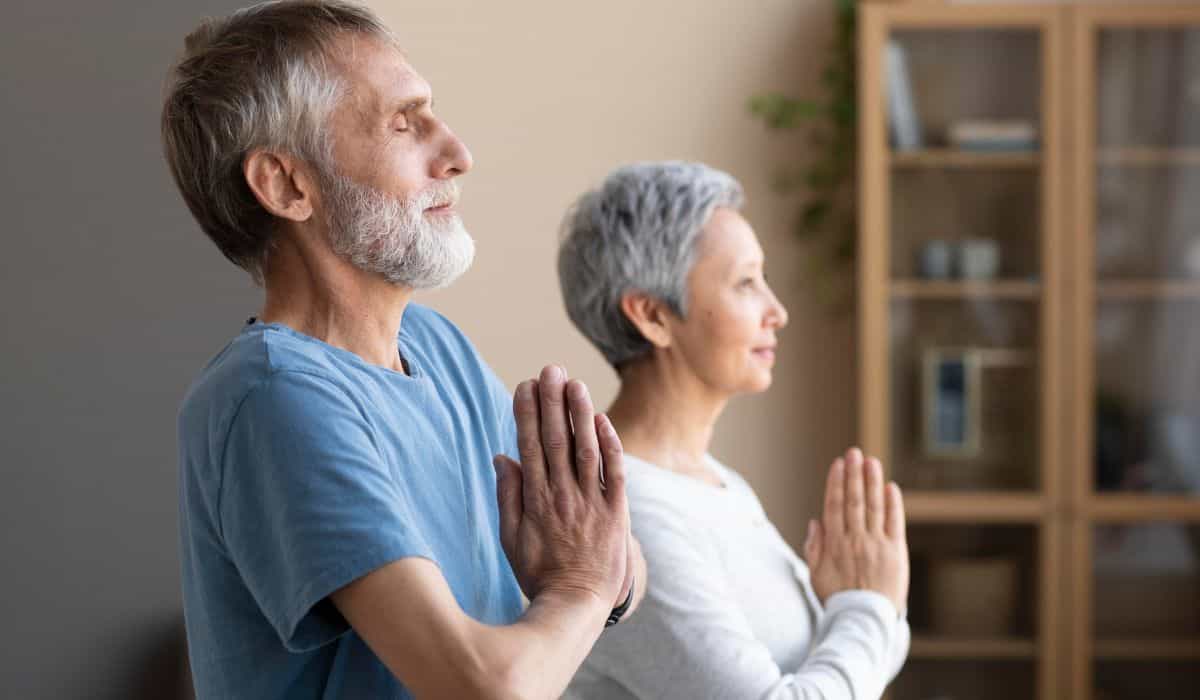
566;454;909;700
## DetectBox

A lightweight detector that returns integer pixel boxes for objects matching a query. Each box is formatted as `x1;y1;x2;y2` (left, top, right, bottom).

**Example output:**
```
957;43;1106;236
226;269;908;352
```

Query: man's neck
258;235;414;373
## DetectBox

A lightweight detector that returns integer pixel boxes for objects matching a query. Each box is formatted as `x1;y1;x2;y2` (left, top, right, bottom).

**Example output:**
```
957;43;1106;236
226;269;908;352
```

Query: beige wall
372;0;853;546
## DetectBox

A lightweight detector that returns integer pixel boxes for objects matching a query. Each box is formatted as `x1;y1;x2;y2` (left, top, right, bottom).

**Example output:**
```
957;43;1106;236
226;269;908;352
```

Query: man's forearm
473;589;609;700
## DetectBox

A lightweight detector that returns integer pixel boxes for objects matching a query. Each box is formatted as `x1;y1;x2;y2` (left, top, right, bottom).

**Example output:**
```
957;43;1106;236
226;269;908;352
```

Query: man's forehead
334;35;431;114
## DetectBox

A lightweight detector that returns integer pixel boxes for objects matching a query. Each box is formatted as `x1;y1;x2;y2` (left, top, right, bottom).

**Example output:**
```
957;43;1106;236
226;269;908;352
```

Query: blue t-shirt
178;304;525;699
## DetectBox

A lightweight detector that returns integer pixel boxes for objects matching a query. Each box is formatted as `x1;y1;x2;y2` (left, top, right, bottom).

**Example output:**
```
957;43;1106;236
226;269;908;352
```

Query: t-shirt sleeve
218;370;436;652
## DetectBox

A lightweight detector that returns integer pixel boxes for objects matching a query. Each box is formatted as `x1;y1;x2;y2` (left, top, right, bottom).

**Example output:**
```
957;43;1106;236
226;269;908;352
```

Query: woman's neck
606;356;728;484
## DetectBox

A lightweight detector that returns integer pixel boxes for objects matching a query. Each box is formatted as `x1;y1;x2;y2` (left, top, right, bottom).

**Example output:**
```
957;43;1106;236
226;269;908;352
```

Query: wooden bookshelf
891;279;1041;300
892;148;1040;168
911;636;1039;660
1096;280;1200;300
1093;639;1200;660
860;3;1200;699
1097;147;1200;166
904;492;1047;523
1086;495;1200;522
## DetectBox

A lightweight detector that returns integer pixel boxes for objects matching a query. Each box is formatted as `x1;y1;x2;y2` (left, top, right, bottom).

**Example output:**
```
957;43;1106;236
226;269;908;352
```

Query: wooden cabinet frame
858;4;1200;699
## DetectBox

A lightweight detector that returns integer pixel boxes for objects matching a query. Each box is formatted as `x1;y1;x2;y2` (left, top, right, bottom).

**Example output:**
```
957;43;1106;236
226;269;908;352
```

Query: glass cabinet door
873;21;1058;495
1087;24;1200;499
860;6;1064;700
1075;9;1200;700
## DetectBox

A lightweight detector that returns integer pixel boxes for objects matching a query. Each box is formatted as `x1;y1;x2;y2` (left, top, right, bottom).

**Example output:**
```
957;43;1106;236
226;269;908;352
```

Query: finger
513;379;547;512
844;447;865;533
804;518;822;565
567;379;601;494
885;481;907;543
537;365;573;489
865;457;884;534
823;457;846;535
494;454;523;558
597;413;627;510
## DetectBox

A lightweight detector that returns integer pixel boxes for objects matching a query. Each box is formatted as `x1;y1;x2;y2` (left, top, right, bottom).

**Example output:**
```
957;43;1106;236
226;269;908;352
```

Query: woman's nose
767;291;789;330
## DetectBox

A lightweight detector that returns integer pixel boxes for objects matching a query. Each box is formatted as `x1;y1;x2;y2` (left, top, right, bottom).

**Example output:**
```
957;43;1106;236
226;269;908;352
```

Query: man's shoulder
178;324;357;439
402;303;478;358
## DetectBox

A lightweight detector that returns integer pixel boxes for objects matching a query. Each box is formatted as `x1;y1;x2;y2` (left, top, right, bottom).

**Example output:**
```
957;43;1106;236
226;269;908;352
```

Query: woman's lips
752;347;776;362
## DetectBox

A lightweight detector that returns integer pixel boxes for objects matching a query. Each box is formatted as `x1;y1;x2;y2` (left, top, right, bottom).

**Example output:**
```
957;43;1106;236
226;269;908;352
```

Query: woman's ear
620;291;674;349
243;149;316;223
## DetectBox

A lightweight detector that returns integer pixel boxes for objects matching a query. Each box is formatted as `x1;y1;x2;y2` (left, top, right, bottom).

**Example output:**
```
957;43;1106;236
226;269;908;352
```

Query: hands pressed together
493;365;644;621
804;448;910;615
492;365;906;624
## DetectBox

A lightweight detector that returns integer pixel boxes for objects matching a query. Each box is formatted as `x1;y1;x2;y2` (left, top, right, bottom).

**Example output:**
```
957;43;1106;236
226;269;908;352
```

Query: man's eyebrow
392;94;432;114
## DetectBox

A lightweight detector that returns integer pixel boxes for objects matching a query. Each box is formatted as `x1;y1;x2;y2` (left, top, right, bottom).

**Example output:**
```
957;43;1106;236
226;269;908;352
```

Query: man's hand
613;533;647;620
494;365;631;613
804;447;909;614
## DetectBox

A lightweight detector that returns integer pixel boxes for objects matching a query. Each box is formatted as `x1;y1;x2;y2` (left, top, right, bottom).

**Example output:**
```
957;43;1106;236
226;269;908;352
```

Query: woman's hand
803;447;909;614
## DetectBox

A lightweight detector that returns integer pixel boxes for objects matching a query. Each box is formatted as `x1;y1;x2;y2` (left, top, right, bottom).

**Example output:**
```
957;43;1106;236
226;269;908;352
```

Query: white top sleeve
577;501;910;700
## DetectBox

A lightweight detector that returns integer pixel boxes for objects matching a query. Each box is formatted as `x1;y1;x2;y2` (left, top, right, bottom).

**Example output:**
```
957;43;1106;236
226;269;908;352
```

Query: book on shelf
948;120;1038;152
885;40;922;151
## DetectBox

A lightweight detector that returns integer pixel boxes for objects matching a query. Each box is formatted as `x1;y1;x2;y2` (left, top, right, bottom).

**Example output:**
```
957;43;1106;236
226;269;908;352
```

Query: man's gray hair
557;161;745;369
161;0;398;283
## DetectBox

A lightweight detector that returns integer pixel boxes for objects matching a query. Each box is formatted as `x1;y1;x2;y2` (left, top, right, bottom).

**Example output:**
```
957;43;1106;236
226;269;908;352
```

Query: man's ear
243;149;317;223
619;291;674;349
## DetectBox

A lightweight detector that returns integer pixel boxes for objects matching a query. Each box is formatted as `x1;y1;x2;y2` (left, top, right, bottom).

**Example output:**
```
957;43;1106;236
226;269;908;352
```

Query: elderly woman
558;162;911;700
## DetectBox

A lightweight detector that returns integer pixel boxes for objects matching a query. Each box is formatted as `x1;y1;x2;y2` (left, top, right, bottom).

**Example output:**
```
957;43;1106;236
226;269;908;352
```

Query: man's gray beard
322;172;475;290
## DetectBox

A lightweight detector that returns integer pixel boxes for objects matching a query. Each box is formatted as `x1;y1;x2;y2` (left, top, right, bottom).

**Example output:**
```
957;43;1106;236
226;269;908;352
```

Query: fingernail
517;381;532;400
568;380;587;401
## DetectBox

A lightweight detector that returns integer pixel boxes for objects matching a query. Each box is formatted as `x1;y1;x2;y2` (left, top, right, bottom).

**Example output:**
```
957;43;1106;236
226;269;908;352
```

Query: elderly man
163;2;643;698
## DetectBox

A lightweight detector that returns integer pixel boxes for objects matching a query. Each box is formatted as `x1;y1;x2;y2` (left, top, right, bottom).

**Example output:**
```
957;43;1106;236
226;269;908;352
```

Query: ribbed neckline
243;317;430;384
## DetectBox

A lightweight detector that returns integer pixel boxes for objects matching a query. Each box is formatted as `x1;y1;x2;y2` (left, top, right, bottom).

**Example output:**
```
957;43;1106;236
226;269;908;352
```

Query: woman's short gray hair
558;161;745;368
160;0;398;283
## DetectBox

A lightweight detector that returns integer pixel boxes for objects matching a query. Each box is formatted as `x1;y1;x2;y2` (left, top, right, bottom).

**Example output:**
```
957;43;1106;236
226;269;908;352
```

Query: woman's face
666;207;789;396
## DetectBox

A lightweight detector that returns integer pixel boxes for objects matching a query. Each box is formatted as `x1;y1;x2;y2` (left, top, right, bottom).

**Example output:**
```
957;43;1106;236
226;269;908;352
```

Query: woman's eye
738;277;756;289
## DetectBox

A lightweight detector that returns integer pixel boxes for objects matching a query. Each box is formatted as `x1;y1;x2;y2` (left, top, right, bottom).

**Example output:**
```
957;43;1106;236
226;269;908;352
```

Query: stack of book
885;40;1039;153
948;121;1038;152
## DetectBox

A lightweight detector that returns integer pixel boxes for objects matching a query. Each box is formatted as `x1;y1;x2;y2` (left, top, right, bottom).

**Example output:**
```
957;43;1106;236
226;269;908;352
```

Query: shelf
1097;148;1200;166
891;279;1041;300
1094;639;1200;660
1086;494;1200;522
904;492;1047;523
1096;280;1200;300
911;636;1038;660
891;149;1040;169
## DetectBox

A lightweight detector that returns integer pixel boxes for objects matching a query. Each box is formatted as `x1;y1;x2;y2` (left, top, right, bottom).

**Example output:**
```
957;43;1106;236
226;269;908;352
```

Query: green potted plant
749;0;858;310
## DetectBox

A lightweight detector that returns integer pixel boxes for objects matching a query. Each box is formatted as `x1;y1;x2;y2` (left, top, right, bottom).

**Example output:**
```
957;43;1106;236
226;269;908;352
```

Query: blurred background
2;0;1199;698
